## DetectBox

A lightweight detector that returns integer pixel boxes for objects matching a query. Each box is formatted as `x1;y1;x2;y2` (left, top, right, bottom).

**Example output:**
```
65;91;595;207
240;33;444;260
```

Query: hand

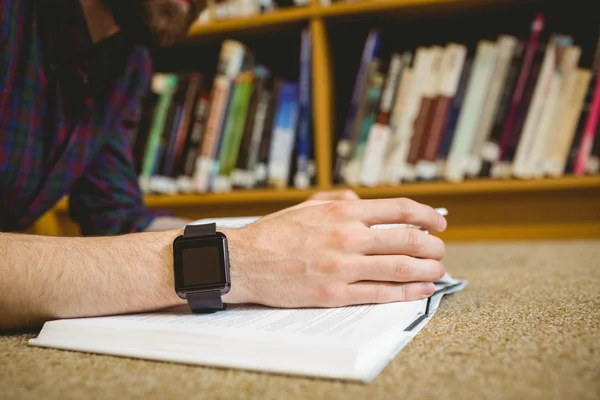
221;197;447;308
308;189;360;201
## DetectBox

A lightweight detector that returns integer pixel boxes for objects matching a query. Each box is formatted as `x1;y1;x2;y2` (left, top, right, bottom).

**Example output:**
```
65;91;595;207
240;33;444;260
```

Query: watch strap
182;223;226;313
187;291;227;313
184;223;216;238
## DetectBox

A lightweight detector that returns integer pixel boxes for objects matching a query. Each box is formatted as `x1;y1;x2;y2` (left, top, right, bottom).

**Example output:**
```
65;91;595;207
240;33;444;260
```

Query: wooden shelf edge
53;188;318;212
314;0;465;18
348;175;600;197
51;176;600;212
187;6;316;36
185;0;495;37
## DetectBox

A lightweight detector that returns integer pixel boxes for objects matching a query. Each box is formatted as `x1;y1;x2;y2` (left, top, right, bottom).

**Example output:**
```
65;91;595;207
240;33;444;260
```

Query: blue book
267;82;300;188
295;28;312;189
333;29;381;183
437;57;473;161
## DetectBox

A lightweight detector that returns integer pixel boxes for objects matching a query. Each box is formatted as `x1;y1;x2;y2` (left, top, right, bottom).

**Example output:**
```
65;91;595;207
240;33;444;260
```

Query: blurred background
35;0;600;242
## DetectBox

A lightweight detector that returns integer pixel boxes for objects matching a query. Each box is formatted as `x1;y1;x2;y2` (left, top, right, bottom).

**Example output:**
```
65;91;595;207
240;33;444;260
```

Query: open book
29;212;467;383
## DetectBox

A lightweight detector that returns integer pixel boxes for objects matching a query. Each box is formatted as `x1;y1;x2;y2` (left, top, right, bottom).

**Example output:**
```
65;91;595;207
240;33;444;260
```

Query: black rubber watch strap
182;223;226;313
187;291;227;313
184;223;216;238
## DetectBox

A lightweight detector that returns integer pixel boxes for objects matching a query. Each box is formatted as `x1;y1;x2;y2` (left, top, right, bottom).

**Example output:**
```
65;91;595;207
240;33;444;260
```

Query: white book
416;43;467;180
372;66;413;186
532;45;581;178
543;68;591;176
29;211;465;383
404;46;443;182
512;36;567;179
194;42;246;193
444;40;498;182
381;47;433;185
466;35;517;177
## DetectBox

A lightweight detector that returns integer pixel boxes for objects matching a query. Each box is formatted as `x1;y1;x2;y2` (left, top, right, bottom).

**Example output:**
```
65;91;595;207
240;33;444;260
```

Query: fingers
361;227;446;259
345;255;446;284
324;197;447;233
341;281;435;305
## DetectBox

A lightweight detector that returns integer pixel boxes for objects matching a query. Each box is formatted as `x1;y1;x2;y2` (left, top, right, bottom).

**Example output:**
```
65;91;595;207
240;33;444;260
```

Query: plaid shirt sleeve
68;47;162;236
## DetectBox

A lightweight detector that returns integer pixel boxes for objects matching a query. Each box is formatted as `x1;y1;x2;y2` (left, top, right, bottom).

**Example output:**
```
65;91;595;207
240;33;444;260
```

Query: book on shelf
333;13;600;186
29;212;467;383
195;0;310;25
132;29;315;195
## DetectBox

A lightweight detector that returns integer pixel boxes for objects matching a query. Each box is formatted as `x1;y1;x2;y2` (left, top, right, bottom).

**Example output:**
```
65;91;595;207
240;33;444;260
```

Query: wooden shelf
315;0;468;18
185;0;521;37
350;175;600;197
43;176;600;239
51;175;600;211
187;6;315;37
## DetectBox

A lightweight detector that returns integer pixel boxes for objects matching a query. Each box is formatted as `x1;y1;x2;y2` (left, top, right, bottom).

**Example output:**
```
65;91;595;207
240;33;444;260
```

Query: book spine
586;123;600;174
182;94;210;179
160;103;184;178
255;79;280;188
467;35;517;177
195;41;248;192
267;82;300;189
343;73;384;186
512;35;572;179
376;52;404;125
574;71;600;174
232;66;270;189
362;61;412;187
479;41;525;177
172;72;203;177
418;44;467;181
493;44;545;178
332;29;381;183
382;47;432;185
294;28;313;189
213;71;256;192
347;53;404;185
435;56;473;178
444;40;498;182
496;13;545;165
140;74;178;192
405;46;443;180
245;89;272;188
565;32;600;173
529;40;578;178
544;69;591;176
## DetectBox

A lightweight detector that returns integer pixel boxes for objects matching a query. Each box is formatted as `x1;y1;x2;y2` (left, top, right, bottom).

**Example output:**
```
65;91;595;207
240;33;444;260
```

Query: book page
94;300;426;345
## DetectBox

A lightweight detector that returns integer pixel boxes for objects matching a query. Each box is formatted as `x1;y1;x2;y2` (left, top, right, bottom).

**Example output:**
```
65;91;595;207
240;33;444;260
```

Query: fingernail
420;283;435;296
439;215;447;231
440;263;447;279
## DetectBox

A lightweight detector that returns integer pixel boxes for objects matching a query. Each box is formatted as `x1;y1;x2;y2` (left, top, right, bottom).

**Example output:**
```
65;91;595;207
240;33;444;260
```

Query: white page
54;300;425;347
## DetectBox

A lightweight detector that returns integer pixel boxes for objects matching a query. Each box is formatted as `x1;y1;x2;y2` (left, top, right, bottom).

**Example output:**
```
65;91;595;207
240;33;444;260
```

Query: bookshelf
33;0;600;240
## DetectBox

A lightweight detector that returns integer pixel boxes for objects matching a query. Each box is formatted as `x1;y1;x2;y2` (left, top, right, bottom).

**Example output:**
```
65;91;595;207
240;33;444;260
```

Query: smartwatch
173;223;231;313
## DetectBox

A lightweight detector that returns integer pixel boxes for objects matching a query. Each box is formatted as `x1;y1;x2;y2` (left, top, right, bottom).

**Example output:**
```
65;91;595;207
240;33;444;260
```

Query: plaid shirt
0;0;158;235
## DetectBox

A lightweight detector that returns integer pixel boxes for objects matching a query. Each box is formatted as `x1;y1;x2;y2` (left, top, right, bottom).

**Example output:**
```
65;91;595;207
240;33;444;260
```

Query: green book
216;71;255;180
140;74;179;181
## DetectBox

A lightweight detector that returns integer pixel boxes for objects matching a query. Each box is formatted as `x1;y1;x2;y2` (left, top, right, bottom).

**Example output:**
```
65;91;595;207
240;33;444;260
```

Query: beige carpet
1;239;599;400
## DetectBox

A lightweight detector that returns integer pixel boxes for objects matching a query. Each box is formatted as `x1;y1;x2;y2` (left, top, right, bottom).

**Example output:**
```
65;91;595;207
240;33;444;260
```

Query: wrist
218;227;252;305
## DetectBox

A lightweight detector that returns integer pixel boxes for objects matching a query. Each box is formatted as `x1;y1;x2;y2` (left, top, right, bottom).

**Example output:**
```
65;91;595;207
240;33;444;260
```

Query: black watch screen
173;232;230;295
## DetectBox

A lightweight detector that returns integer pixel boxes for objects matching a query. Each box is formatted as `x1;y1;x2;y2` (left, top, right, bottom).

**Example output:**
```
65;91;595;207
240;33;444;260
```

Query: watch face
173;234;230;294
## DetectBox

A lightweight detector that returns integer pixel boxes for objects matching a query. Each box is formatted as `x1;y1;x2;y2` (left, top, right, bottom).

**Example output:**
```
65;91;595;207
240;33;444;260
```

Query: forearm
0;230;186;331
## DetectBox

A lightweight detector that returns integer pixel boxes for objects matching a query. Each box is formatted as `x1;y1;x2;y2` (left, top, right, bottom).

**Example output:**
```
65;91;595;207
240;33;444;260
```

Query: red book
497;13;544;160
574;75;600;174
